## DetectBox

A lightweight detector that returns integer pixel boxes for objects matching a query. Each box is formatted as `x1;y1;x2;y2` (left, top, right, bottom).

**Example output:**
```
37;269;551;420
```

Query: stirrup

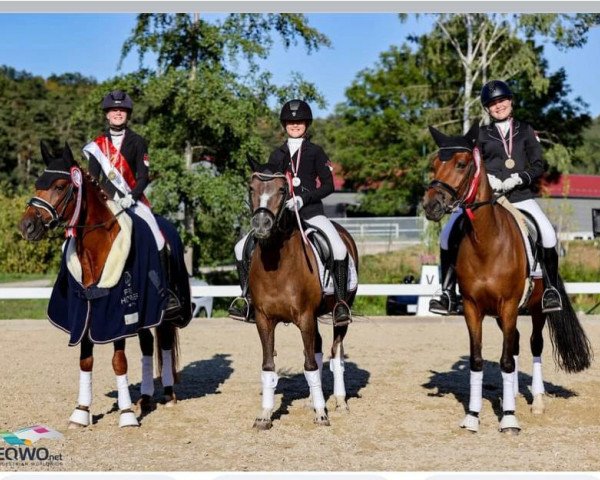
165;289;181;312
228;297;254;323
542;286;562;313
333;301;352;327
429;291;462;315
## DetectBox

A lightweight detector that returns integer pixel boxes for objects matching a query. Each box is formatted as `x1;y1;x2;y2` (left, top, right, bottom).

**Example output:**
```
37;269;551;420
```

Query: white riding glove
502;173;523;193
118;194;135;209
487;174;503;193
285;196;304;211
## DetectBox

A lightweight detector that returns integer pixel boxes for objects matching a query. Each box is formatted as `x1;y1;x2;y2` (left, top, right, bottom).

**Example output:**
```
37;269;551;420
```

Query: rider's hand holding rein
501;173;524;193
286;196;303;211
487;174;503;193
118;194;135;209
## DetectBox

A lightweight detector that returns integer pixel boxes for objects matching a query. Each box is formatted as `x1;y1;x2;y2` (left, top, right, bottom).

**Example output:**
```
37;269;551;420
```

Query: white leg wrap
261;370;278;410
513;355;519;397
116;374;133;410
502;371;516;411
77;370;92;407
329;356;346;398
315;352;323;379
532;356;545;395
468;370;483;413
161;349;174;387
304;369;326;410
141;356;154;396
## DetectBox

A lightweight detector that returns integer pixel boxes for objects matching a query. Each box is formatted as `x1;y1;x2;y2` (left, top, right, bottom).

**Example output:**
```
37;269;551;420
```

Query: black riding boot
429;248;463;315
332;256;351;327
228;259;255;323
541;247;562;313
160;247;181;315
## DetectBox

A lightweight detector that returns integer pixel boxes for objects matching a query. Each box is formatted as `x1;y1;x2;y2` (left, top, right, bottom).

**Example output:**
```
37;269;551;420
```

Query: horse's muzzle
251;210;275;239
19;215;46;241
422;193;447;222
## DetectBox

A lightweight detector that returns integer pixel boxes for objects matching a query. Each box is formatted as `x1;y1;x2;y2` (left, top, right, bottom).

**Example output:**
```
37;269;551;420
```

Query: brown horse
422;125;592;434
19;142;190;428
245;164;359;429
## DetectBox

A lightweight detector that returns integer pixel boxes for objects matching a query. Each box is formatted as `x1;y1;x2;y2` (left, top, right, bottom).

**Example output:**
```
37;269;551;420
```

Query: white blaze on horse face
259;192;272;209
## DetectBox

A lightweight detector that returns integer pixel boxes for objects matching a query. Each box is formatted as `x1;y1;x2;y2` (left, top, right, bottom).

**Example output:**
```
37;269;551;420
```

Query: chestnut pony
422;125;592;434
20;143;189;428
245;162;359;429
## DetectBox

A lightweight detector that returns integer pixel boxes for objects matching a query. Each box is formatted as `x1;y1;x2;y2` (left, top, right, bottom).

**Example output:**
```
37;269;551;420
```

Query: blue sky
0;13;599;118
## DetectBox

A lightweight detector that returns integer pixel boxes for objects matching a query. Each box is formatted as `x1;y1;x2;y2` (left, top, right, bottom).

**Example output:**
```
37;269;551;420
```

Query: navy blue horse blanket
48;212;189;345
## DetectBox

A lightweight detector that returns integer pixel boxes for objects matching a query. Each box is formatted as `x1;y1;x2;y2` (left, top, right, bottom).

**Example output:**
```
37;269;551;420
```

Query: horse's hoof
459;414;479;433
119;409;140;428
253;418;273;430
499;414;521;434
136;395;156;414
314;409;330;426
531;394;545;415
68;406;91;428
163;393;177;408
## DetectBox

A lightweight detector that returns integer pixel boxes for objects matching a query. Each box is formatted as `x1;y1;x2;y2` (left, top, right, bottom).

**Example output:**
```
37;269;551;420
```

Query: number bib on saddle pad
48;210;168;346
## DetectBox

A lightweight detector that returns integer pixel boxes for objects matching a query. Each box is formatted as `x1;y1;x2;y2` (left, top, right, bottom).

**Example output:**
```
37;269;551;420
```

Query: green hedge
0;193;62;274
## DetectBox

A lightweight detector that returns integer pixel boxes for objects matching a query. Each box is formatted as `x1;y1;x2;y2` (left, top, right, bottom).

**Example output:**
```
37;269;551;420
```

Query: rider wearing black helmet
229;99;354;326
429;79;562;315
82;90;181;316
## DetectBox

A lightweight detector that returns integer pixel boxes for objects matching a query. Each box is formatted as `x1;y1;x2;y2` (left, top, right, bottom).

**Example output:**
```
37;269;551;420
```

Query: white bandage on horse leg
501;371;516;411
116;374;133;410
315;352;323;379
161;349;174;387
513;355;519;397
532;356;545;395
141;356;154;396
329;356;346;397
304;369;326;410
468;370;483;413
261;370;278;410
77;370;92;407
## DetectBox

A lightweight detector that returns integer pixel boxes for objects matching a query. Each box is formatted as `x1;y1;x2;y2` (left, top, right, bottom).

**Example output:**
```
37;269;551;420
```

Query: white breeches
118;196;165;251
235;215;347;261
304;215;347;260
439;199;556;250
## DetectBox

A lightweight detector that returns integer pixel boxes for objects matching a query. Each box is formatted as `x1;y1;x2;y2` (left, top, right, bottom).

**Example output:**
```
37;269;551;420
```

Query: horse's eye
456;161;467;170
54;184;65;192
279;187;286;194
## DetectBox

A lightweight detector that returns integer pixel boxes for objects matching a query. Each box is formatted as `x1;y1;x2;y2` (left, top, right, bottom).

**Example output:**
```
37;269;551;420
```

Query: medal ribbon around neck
495;118;514;168
289;140;303;187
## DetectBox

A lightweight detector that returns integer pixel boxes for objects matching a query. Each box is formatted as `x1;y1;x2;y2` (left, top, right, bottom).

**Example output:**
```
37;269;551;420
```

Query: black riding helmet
102;90;133;111
280;99;313;126
480;80;513;108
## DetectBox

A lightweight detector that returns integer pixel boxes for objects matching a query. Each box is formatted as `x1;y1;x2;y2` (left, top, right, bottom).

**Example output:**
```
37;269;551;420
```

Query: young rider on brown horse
229;99;352;325
82;90;180;312
429;80;562;315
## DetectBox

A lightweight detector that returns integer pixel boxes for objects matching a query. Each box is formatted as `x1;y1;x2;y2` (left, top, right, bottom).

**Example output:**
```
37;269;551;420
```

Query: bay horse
245;161;359;429
422;125;592;434
19;142;191;428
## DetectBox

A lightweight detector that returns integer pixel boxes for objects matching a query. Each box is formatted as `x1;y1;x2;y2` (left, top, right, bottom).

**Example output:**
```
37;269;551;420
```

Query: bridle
426;147;487;219
250;172;290;231
27;184;76;230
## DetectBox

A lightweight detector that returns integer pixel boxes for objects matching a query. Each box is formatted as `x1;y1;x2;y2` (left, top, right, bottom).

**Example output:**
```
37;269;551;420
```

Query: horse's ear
62;142;75;166
428;125;450;148
465;123;480;146
40;141;52;165
247;156;260;172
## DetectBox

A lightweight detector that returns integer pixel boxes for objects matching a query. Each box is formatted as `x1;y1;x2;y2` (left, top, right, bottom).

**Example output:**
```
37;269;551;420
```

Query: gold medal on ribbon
108;169;117;181
505;158;515;169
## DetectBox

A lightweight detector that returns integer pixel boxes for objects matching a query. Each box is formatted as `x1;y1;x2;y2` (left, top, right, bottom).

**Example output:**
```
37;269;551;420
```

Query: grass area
0;299;48;319
0;272;54;283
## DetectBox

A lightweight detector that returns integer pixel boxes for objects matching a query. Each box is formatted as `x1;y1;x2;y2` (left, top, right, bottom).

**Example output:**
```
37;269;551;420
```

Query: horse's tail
546;274;593;373
156;322;181;384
